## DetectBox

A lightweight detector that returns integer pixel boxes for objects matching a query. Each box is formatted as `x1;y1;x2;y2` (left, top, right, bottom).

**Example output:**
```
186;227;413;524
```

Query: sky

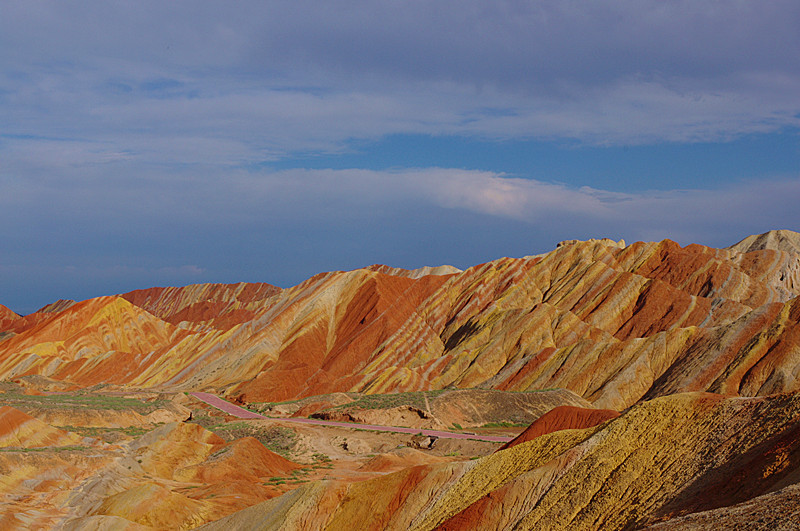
2;1;799;315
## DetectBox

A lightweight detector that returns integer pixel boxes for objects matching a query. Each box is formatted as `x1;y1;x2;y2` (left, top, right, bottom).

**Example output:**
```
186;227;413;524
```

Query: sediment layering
1;229;799;529
2;230;799;408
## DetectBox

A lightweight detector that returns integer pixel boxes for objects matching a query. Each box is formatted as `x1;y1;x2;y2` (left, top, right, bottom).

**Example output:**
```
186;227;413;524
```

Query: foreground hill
1;230;799;410
200;390;800;530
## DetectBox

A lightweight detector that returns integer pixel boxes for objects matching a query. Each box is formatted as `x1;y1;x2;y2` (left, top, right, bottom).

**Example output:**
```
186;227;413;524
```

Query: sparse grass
481;421;528;428
0;392;169;413
204;423;297;457
208;447;231;459
310;453;333;469
327;390;447;412
0;445;89;453
57;425;151;438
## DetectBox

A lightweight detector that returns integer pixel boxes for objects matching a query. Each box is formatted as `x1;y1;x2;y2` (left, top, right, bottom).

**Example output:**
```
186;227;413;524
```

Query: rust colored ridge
497;405;619;451
622;238;799;306
0;296;172;349
359;447;450;473
175;436;300;484
0;304;54;335
0;303;19;322
2;232;800;410
0;304;20;333
121;282;281;329
0;405;85;448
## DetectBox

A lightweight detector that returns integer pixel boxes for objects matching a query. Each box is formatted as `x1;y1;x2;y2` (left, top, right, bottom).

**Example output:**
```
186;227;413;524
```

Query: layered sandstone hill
0;418;305;530
0;406;87;448
1;230;799;410
199;390;800;531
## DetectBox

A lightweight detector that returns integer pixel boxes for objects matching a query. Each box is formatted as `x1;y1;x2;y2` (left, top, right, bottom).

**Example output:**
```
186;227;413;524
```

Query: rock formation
2;230;798;409
1;229;800;529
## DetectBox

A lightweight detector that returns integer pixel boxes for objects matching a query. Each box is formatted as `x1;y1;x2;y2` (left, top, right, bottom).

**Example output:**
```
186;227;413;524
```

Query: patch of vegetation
452;422;463;430
311;453;333;469
208;446;231;460
0;392;169;413
326;390;447;412
58;425;150;437
54;425;152;443
187;410;227;430
0;445;89;453
205;423;297;457
481;421;529;428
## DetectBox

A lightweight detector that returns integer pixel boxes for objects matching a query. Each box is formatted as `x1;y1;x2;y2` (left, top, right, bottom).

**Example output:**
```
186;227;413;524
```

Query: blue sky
2;1;799;314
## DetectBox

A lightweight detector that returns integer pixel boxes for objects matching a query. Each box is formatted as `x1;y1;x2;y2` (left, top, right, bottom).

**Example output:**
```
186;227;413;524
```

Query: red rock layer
121;282;281;329
497;405;620;451
0;296;191;387
232;270;452;401
0;304;20;333
0;304;54;335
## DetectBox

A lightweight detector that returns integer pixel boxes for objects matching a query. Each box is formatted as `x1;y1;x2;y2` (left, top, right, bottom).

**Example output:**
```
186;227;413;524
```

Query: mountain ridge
1;230;798;406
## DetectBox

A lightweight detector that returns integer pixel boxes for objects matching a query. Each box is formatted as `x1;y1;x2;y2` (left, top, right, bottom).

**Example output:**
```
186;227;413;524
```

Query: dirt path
190;392;513;443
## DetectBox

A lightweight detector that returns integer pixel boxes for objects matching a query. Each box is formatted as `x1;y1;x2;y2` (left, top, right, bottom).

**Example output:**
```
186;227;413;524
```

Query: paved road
190;392;513;443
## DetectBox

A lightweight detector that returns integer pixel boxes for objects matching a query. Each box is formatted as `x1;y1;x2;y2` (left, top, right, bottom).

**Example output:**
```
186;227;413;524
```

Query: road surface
190;392;513;443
